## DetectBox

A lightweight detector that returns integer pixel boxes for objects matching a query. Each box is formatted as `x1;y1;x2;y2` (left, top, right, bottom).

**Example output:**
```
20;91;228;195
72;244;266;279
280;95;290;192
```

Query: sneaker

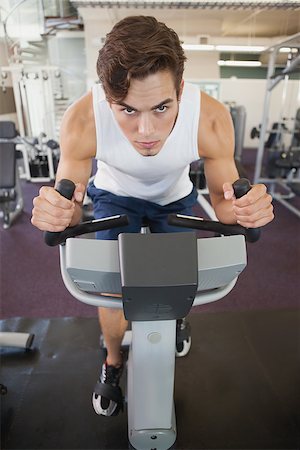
176;318;192;357
92;361;124;416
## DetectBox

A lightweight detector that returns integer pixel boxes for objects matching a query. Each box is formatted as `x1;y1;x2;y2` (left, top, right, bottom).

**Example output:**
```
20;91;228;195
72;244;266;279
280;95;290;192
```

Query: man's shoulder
198;92;234;159
201;91;228;122
60;91;96;158
64;92;93;129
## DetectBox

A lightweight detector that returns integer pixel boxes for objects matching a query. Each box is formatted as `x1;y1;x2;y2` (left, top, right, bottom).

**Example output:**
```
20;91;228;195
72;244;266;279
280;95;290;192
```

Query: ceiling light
182;44;267;53
218;60;262;67
279;47;299;53
216;45;266;52
182;44;215;51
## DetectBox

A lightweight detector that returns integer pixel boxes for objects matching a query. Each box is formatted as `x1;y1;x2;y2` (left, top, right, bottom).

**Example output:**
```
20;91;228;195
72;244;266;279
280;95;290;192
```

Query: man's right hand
31;183;85;232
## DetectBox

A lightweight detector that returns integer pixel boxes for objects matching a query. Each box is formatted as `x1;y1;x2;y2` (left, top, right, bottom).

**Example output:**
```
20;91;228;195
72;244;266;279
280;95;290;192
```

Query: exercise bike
45;178;260;450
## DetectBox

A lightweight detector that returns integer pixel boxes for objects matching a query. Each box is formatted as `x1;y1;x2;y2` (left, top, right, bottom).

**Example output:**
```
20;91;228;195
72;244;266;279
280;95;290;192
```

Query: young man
31;16;274;416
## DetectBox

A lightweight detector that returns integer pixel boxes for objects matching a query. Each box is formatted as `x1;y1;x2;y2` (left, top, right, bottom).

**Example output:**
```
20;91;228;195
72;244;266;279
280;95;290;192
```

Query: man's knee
98;307;127;329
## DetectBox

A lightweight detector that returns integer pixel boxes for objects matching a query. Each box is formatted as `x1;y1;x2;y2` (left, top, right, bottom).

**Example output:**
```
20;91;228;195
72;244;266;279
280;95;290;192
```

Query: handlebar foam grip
44;179;76;246
232;178;261;243
55;179;76;200
44;179;130;246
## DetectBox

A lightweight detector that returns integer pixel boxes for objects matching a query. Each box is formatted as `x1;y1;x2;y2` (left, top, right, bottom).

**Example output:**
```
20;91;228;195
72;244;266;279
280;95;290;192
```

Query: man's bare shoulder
201;91;230;123
198;91;234;159
60;92;96;159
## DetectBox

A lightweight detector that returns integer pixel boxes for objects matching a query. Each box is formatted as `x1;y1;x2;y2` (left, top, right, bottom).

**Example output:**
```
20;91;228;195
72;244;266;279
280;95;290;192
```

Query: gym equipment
291;108;300;148
0;330;35;397
0;332;34;350
254;32;300;218
190;104;247;194
250;120;300;179
0;119;59;228
0;121;24;229
230;105;246;162
189;159;206;190
0;120;35;380
1;65;60;139
18;133;60;183
44;178;259;450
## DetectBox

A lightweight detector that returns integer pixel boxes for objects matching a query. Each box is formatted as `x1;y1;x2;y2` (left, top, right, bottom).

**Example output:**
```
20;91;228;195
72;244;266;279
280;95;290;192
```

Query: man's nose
138;113;154;137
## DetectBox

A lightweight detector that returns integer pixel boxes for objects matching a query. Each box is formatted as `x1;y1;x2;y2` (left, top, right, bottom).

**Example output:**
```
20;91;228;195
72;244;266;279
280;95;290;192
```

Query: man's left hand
223;182;274;228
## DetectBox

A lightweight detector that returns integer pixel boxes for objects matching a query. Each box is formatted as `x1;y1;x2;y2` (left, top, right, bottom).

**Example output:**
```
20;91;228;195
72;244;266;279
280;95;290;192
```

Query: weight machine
254;32;300;218
0;65;64;183
17;133;59;183
0;121;24;229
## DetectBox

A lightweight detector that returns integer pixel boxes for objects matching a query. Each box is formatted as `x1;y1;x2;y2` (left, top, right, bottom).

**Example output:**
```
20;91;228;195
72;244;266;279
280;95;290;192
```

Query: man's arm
198;92;274;227
32;93;96;232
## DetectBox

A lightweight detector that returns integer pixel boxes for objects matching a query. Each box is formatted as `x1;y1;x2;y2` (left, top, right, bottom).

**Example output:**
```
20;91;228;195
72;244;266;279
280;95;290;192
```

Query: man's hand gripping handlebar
44;179;129;246
44;178;260;246
168;178;261;243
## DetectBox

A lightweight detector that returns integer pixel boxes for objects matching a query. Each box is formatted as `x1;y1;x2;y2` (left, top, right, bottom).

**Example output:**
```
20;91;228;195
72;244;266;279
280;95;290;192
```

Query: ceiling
73;1;300;41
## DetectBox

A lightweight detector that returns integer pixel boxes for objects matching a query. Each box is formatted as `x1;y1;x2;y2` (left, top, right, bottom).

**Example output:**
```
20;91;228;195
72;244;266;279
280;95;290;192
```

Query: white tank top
92;82;200;205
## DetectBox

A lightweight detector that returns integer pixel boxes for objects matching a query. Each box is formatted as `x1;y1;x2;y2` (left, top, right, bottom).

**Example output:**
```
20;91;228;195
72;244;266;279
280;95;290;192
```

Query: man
31;16;274;417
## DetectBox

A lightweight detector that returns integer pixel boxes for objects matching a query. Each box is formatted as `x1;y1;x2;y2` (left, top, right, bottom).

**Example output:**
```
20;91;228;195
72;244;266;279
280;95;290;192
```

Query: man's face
110;70;183;157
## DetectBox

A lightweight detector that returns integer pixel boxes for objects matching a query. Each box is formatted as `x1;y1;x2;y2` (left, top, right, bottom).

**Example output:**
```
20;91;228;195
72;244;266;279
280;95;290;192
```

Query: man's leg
87;184;143;366
87;185;144;416
98;307;128;367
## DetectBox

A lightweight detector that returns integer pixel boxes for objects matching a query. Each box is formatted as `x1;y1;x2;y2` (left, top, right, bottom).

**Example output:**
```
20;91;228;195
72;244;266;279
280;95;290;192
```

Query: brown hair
96;16;186;102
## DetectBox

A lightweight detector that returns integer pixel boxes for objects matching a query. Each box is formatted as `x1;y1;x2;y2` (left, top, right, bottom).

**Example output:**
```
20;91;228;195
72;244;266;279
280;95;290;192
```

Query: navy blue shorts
87;183;198;240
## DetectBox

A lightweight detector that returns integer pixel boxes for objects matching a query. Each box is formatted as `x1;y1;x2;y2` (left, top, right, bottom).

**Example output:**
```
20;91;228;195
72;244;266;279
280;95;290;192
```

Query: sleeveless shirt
92;82;200;206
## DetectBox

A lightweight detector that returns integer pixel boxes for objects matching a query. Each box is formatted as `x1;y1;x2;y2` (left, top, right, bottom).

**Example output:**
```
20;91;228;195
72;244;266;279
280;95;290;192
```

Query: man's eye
123;107;135;115
156;105;167;113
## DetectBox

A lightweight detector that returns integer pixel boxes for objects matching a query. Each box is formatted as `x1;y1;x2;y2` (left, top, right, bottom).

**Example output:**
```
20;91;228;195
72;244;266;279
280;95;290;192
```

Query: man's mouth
136;140;160;149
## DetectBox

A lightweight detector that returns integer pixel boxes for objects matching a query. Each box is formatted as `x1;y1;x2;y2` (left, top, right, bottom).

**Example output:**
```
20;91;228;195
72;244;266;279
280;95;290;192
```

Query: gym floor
1;149;300;450
1;312;299;450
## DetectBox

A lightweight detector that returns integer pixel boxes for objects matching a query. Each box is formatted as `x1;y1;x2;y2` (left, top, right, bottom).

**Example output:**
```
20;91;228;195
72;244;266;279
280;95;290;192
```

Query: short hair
96;15;186;102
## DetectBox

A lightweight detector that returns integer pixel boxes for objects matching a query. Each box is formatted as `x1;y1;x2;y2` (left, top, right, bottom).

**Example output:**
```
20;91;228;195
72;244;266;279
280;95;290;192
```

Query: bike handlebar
44;178;260;246
168;177;260;243
44;179;129;246
167;214;259;242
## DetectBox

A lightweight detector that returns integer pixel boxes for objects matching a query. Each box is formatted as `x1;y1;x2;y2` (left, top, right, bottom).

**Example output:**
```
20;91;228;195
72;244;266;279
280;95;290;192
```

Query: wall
0;39;18;126
0;87;16;113
80;19;112;89
184;51;220;79
218;78;300;148
48;33;87;101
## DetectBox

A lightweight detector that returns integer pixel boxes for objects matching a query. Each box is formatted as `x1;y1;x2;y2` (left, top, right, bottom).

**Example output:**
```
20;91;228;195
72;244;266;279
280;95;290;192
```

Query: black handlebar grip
55;179;76;200
44;179;76;246
232;178;251;198
232;178;261;243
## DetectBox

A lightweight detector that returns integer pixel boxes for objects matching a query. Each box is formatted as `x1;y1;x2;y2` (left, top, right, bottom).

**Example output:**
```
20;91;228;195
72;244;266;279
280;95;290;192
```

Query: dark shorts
87;183;198;240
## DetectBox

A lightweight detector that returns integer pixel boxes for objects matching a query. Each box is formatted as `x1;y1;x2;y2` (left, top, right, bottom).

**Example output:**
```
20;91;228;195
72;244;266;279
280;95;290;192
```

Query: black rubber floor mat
1;311;299;450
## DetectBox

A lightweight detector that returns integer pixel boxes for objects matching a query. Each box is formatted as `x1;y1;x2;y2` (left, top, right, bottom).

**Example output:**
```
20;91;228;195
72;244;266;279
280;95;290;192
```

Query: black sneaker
92;361;124;416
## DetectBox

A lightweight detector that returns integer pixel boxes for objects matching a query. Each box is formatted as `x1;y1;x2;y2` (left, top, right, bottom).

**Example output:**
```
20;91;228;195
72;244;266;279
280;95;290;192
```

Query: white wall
184;51;220;79
219;78;300;148
80;19;112;89
0;112;18;123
